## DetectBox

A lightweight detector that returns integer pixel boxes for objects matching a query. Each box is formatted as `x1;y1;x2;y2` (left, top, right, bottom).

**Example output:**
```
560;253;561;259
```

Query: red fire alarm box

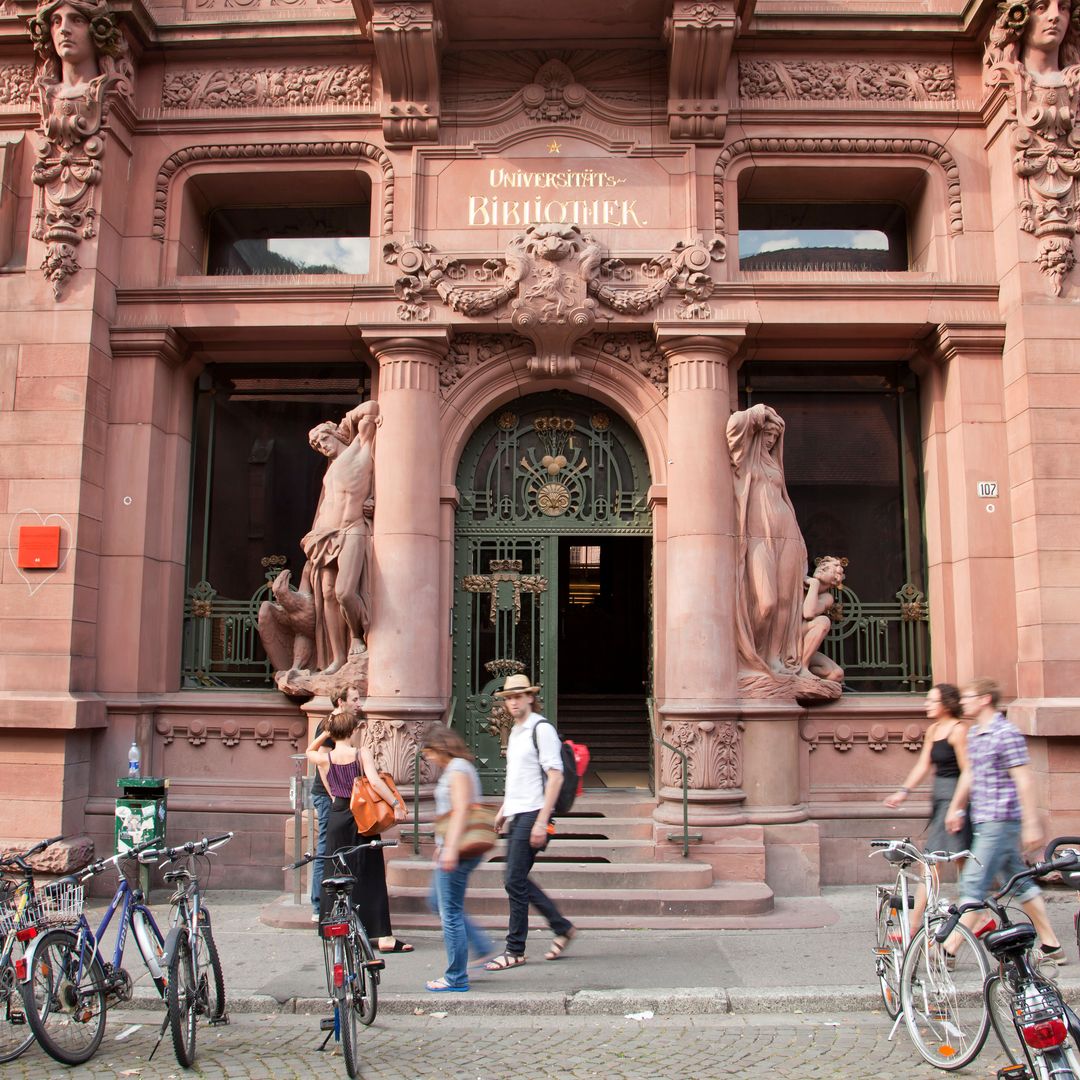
17;525;61;569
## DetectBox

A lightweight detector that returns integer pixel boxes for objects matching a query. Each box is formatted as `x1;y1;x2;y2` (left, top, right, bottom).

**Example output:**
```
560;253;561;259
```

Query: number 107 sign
977;481;998;498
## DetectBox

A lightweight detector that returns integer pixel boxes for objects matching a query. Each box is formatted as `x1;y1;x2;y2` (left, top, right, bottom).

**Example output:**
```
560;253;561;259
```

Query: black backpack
531;721;580;815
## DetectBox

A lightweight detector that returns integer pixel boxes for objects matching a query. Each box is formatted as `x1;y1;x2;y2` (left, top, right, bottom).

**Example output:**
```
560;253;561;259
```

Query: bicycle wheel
196;916;226;1021
130;906;166;997
21;927;108;1066
338;938;359;1080
350;915;378;1026
166;932;198;1067
900;921;991;1070
986;972;1026;1068
0;945;35;1064
874;890;903;1019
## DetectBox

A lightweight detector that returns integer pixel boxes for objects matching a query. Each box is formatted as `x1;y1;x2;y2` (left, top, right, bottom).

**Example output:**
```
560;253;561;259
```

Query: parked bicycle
871;838;973;1022
925;837;1080;1079
140;832;232;1067
0;834;65;1063
286;839;394;1079
18;837;166;1067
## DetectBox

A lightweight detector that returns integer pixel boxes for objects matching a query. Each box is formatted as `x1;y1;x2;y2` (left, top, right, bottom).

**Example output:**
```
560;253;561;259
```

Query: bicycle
286;838;394;1079
871;838;974;1023
140;832;232;1067
931;836;1080;1080
18;837;167;1067
0;834;65;1063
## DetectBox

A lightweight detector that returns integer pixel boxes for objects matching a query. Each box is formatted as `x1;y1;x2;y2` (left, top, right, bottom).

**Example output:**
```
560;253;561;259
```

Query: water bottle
127;741;141;778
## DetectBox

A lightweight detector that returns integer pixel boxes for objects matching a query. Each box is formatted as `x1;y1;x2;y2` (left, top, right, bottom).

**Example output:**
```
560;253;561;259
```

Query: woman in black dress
306;704;412;953
883;683;972;933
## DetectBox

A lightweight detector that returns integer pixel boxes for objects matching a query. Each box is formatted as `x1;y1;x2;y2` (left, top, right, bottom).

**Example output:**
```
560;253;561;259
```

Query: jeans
311;789;332;913
503;809;572;956
958;818;1041;905
428;854;492;987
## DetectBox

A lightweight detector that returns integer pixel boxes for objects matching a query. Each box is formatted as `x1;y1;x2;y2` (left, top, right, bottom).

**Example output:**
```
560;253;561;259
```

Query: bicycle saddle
321;875;357;889
982;922;1037;956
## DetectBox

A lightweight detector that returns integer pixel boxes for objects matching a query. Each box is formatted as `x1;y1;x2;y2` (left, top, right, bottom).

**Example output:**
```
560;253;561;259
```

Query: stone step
553;816;656;840
388;880;774;918
570;794;656;816
387;858;714;891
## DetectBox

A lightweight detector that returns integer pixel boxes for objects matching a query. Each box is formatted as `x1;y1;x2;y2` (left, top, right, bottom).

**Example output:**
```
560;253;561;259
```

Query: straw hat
494;673;540;697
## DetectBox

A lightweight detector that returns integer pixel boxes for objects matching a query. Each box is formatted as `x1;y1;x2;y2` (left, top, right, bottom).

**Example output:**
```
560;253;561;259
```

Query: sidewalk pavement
102;885;1080;1017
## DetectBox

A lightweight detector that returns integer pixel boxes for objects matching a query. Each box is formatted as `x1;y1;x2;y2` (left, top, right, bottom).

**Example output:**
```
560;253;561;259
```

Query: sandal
378;939;414;953
426;977;469;993
544;929;577;961
483;951;526;972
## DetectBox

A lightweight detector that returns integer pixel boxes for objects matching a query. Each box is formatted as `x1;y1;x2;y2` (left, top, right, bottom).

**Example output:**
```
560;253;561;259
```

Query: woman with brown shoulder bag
305;688;412;953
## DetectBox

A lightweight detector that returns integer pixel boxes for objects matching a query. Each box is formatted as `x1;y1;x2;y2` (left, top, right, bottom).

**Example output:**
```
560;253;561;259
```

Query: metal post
290;753;306;906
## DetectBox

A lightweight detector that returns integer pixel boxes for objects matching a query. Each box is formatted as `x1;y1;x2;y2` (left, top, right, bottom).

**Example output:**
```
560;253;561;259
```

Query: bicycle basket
29;881;85;927
0;901;20;936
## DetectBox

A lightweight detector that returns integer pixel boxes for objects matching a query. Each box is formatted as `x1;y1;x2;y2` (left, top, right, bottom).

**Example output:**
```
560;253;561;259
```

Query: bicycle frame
92;877;165;981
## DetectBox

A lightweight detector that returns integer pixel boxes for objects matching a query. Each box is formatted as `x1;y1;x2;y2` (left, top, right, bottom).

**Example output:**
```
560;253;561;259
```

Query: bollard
290;753;307;906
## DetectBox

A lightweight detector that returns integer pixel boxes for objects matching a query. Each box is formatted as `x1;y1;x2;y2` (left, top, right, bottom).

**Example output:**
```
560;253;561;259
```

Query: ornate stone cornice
151;140;394;241
383;227;726;376
109;324;189;367
714;137;964;236
921;321;1007;365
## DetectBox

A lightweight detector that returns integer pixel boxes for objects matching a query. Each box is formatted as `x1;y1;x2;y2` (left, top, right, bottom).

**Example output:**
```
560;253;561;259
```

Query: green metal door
452;392;652;792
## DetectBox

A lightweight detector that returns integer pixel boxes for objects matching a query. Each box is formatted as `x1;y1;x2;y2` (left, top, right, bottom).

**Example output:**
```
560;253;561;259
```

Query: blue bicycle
19;836;167;1066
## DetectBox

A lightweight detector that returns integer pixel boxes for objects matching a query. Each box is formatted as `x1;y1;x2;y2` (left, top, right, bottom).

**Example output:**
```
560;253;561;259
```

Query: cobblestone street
7;1009;1013;1079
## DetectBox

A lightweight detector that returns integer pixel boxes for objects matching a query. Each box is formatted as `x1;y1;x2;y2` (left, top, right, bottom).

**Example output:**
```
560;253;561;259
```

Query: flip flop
483;951;526;971
544;929;577;961
378;939;414;953
426;978;469;992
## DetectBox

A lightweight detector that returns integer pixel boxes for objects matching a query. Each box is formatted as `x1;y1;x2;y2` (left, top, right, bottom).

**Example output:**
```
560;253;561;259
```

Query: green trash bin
116;777;168;893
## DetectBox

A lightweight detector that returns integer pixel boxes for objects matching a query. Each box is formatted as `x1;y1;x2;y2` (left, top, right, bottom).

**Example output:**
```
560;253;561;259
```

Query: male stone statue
258;398;379;697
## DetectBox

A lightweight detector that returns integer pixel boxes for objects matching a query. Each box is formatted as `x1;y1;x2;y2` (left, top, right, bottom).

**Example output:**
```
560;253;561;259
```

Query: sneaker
1040;945;1067;965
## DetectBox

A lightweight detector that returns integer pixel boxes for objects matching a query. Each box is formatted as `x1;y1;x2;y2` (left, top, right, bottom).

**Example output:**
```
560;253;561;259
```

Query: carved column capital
366;333;448;392
920;322;1007;366
656;328;746;390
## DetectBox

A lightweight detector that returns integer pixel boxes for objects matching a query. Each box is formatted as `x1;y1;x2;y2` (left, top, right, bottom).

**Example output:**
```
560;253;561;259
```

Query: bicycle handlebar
934;849;1080;943
141;832;234;866
80;837;161;879
283;838;398;872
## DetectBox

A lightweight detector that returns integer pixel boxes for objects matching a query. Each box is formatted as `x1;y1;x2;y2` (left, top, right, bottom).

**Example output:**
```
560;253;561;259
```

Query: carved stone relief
383;226;724;374
152;141;394;242
27;0;135;298
801;721;923;753
439;334;517;397
739;59;956;102
580;332;668;395
161;64;372;110
155;713;307;750
0;63;33;105
190;0;348;10
361;717;431;783
660;719;742;790
368;0;441;144
715;137;965;237
984;1;1080;295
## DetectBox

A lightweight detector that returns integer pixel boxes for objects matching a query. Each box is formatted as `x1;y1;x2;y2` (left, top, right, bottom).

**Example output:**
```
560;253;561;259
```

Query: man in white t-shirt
483;674;576;971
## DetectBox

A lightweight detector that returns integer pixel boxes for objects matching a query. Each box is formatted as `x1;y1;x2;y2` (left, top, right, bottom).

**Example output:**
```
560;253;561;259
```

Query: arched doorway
452;392;653;792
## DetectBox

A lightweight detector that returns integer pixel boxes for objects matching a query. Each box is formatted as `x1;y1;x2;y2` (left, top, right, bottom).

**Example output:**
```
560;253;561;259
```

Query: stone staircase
556;694;651;768
386;791;774;929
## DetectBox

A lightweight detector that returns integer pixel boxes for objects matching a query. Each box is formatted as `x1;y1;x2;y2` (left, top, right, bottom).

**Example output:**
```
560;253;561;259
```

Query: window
739;202;909;271
568;544;602;606
206;204;370;276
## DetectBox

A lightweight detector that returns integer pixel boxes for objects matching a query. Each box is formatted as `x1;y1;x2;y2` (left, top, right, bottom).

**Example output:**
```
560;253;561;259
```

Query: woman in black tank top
883;683;972;932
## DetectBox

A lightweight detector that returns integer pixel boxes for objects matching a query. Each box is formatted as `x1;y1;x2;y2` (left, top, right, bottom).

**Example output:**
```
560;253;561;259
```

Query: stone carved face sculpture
29;0;123;82
987;0;1080;78
308;422;343;460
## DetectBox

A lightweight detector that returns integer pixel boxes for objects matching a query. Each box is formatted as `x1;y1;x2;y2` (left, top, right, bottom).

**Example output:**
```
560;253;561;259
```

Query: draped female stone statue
727;404;842;700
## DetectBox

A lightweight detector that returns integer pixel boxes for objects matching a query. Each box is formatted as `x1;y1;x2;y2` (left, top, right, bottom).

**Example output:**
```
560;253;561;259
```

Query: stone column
917;323;1015;689
363;333;448;795
654;329;745;826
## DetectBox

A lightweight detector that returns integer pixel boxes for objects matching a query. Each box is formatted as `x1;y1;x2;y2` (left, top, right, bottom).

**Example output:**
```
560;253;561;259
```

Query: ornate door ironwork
453;392;652;792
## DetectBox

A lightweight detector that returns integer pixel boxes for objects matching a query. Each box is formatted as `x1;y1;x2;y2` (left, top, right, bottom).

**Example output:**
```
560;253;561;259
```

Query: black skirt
319;796;392;939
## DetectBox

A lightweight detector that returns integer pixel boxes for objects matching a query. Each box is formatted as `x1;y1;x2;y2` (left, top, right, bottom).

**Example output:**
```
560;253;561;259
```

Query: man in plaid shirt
945;677;1064;961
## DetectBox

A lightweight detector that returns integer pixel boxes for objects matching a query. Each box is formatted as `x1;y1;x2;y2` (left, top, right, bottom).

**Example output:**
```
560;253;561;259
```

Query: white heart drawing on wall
6;509;72;598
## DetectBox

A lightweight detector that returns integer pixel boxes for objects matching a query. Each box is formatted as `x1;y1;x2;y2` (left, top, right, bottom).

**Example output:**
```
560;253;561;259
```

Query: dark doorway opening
557;536;651;786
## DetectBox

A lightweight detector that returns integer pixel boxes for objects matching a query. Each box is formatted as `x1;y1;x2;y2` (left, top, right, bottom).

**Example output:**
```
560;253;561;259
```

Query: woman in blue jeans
422;723;493;992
